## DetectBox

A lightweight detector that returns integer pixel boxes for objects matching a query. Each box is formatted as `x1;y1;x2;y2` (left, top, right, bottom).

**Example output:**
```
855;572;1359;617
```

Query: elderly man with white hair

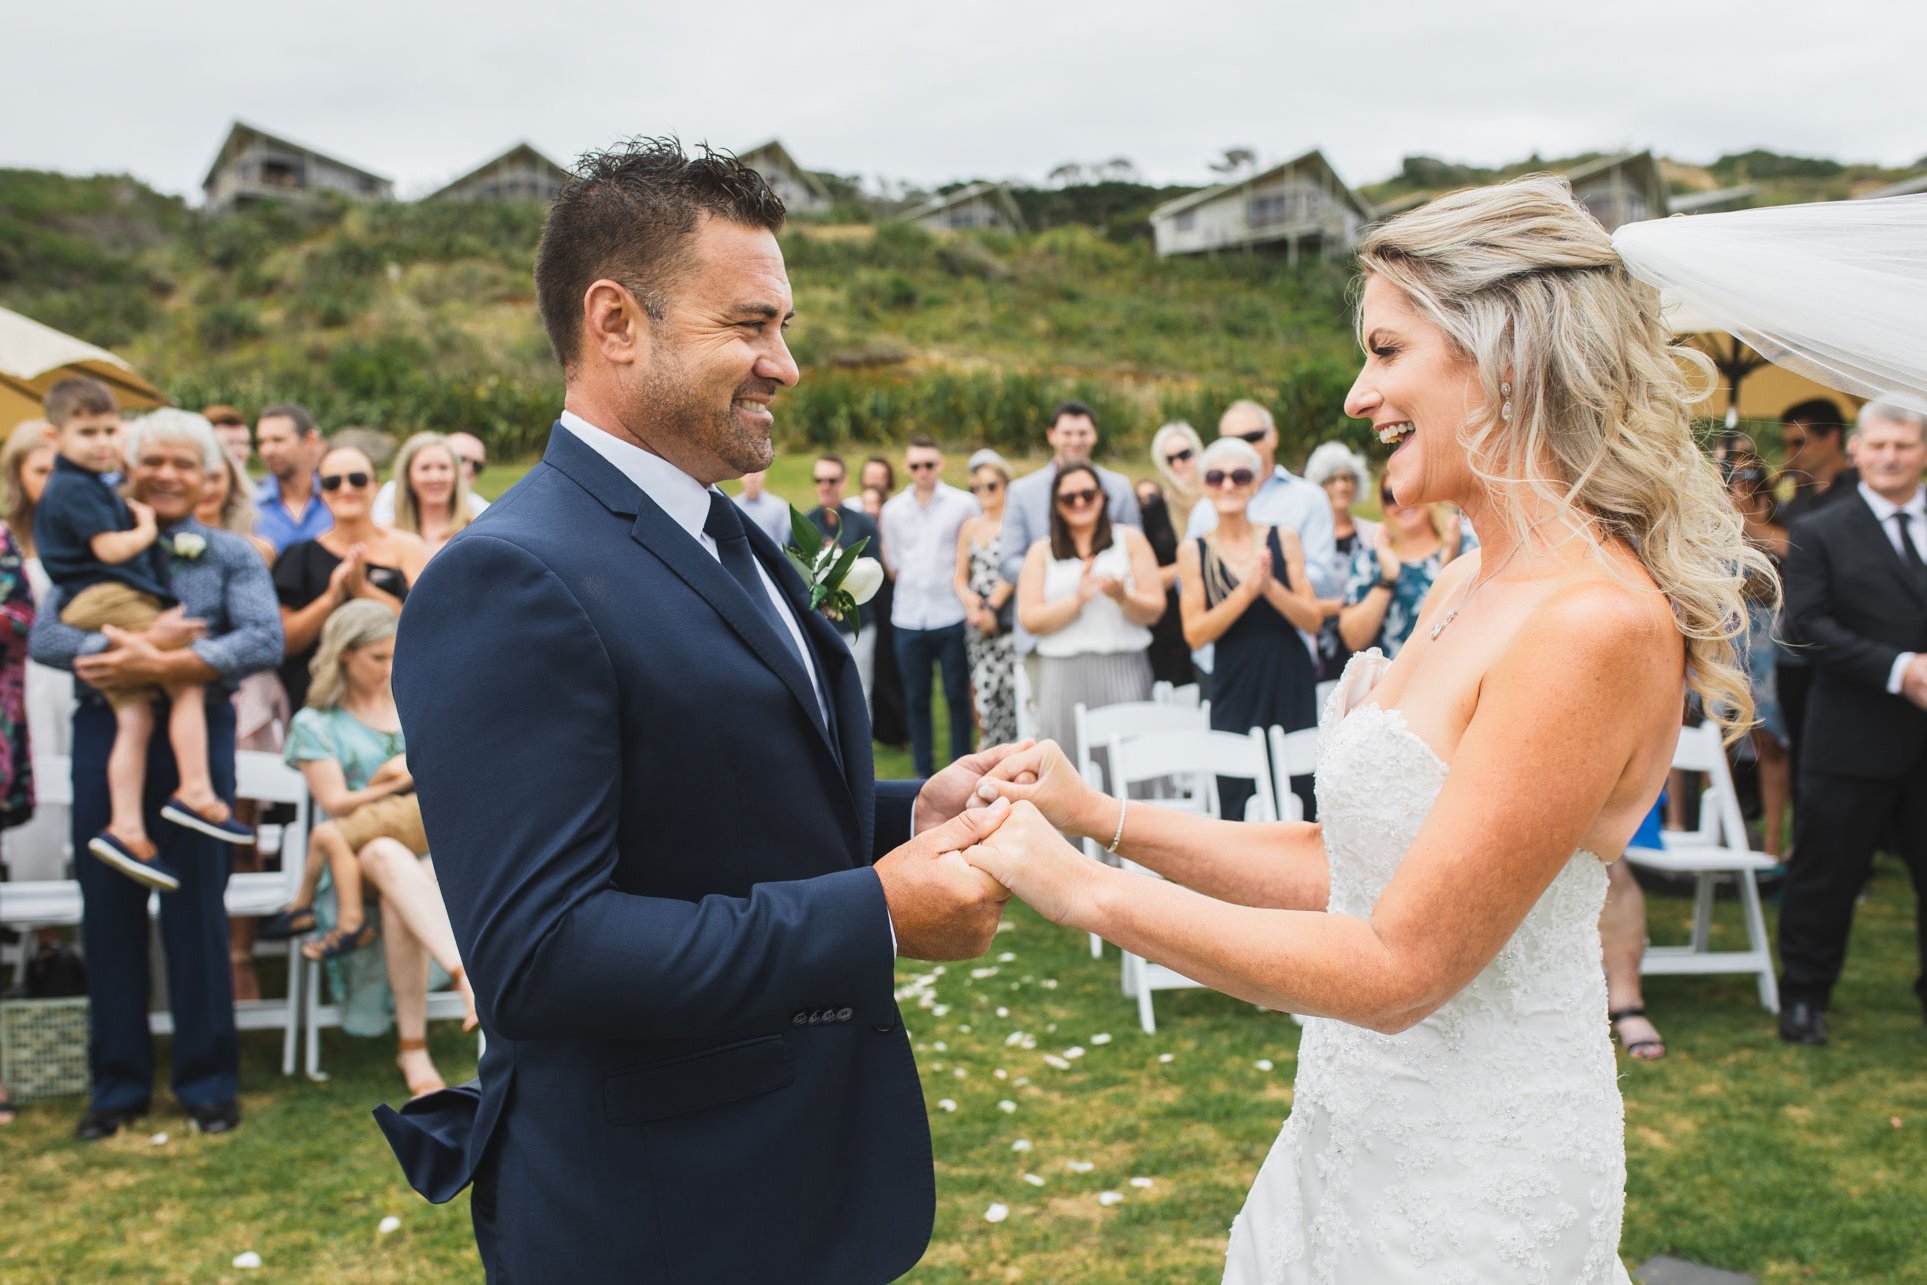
29;408;284;1140
1776;392;1927;1047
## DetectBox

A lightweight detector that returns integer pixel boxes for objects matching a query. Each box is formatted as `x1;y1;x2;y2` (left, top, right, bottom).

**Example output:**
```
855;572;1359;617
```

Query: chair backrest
1109;727;1278;822
232;751;310;903
1314;679;1338;714
1265;725;1321;822
1154;682;1203;709
1665;723;1747;852
1074;700;1209;790
32;753;73;808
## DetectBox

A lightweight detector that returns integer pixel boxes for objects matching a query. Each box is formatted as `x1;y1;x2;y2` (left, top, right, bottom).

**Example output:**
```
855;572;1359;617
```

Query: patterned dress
965;534;1017;747
0;527;35;830
1341;543;1447;659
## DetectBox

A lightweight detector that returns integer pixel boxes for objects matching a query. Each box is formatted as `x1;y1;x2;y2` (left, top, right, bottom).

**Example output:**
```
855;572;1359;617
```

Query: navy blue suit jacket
378;426;930;1283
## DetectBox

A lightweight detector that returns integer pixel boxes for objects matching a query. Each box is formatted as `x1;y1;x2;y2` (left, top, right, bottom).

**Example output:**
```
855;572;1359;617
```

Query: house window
1248;193;1289;226
1175;210;1195;232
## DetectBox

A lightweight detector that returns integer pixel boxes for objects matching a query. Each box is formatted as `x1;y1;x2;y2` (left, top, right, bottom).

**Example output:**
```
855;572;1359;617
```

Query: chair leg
1089;932;1103;960
280;945;300;1076
1738;872;1781;1014
303;957;325;1080
1137;969;1157;1036
1690;874;1715;952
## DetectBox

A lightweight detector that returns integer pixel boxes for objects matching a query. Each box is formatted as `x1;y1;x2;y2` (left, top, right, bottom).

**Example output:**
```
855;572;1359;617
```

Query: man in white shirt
1184;399;1338;685
733;468;792;546
880;435;980;775
373;431;493;524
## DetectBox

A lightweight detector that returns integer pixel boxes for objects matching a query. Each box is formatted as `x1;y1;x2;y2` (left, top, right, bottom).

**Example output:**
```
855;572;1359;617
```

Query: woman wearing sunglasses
273;445;427;709
1016;461;1165;751
954;450;1019;747
1337;483;1462;659
1178;437;1322;817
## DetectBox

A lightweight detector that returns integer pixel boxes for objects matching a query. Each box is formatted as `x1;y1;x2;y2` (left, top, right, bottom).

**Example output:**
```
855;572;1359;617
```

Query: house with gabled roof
429;142;571;203
903;182;1027;234
1149;149;1370;263
739;139;832;212
1562;151;1669;231
201;121;392;215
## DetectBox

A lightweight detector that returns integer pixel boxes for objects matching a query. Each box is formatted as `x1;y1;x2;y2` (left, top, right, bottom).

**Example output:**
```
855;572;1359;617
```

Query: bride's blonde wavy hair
1355;175;1772;741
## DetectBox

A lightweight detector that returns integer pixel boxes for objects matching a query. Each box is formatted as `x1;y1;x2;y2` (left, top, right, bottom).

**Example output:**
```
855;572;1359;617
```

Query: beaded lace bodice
1223;651;1630;1285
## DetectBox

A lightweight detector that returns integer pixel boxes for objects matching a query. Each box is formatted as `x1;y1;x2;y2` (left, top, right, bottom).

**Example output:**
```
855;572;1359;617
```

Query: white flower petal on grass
1098;1191;1124;1206
149;1132;168;1145
1041;979;1059;989
933;1041;947;1052
1042;1054;1072;1070
1064;1046;1085;1059
995;921;1015;933
997;952;1016;962
984;1202;1010;1223
1011;1138;1033;1152
1090;1033;1112;1045
233;1252;262;1269
1129;1176;1154;1188
1158;1053;1174;1063
1014;1076;1032;1087
932;965;947;975
1022;1172;1046;1187
1004;1030;1027;1047
937;1098;958;1112
378;1216;402;1234
994;1069;1008;1080
971;967;999;979
1255;1059;1274;1071
998;1100;1017;1113
1067;1160;1095;1173
996;1007;1009;1018
931;1004;950;1017
1045;1023;1058;1032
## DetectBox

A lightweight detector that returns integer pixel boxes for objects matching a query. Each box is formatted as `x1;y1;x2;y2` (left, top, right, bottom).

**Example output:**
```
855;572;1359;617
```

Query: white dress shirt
371;478;489;525
1858;481;1925;694
558;411;828;725
880;482;980;630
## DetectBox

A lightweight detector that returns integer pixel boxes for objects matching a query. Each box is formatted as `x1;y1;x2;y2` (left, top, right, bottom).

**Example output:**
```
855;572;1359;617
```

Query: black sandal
256;905;317;941
1610;1006;1667;1061
301;920;375;962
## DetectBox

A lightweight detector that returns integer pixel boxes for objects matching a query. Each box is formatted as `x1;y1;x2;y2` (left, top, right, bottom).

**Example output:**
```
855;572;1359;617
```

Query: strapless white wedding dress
1223;652;1633;1285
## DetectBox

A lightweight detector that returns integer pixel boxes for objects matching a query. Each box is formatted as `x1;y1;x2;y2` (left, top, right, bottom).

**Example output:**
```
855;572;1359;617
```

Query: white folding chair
1266;725;1321;822
1314;679;1338;714
1624;723;1780;1013
0;754;82;980
1073;701;1210;957
1107;727;1277;1033
1153;681;1203;709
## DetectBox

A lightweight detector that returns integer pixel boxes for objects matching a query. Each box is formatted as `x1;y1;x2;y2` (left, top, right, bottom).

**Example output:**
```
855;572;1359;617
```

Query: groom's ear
581;278;656;371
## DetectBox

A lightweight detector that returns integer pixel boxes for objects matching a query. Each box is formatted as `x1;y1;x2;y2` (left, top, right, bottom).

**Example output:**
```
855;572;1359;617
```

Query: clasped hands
878;739;1112;960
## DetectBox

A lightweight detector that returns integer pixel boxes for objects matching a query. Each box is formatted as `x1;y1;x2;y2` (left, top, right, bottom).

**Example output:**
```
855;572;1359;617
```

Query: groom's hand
912;741;1036;836
878;797;1014;960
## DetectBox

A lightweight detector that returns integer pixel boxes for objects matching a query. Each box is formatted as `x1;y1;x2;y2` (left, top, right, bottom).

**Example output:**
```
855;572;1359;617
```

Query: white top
556;411;826;725
880;482;980;630
1032;540;1152;659
734;490;792;547
371;478;489;526
1858;481;1924;694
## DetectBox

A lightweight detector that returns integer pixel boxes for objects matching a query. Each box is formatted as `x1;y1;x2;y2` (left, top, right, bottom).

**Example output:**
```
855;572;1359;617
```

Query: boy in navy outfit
35;378;251;891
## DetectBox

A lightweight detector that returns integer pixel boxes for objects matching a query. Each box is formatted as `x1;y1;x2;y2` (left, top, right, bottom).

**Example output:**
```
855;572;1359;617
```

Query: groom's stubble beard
633;327;778;477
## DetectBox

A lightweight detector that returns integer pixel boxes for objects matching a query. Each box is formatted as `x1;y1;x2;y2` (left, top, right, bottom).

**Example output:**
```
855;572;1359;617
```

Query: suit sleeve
394;533;897;1043
1784;520;1904;694
871;779;922;863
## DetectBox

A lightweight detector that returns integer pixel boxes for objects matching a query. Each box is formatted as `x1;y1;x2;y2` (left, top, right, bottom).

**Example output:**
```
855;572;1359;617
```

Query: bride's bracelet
1106;796;1128;854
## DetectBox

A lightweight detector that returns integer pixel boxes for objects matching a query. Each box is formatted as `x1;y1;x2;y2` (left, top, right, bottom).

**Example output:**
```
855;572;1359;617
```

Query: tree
1101;157;1139;183
1048;162;1085;188
1208;147;1257;179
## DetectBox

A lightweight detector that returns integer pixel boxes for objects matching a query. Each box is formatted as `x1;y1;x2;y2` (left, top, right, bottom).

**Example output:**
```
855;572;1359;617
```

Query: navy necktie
1893;511;1927;583
704;492;813;694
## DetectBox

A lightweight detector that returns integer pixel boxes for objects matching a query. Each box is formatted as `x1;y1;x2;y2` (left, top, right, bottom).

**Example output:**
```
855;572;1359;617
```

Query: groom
377;140;1017;1283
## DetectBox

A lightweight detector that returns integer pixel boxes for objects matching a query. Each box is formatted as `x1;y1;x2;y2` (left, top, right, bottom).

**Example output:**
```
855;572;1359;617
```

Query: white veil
1611;194;1927;402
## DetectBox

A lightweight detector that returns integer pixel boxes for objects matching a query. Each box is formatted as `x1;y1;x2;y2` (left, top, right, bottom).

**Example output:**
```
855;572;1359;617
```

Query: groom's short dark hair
535;137;787;371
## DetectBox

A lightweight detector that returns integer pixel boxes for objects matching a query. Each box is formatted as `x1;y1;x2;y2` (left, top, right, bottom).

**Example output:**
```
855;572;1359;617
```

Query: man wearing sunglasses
998;401;1143;696
803;453;882;702
1182;400;1338;685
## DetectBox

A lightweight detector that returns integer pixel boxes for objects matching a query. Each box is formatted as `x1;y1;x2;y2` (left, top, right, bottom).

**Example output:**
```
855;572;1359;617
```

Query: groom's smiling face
632;215;799;480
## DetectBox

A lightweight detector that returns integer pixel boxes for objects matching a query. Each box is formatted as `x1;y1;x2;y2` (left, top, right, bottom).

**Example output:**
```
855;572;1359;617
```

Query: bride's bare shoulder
1513;551;1682;679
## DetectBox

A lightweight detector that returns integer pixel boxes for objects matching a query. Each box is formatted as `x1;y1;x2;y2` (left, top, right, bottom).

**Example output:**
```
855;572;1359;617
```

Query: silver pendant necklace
1429;544;1521;641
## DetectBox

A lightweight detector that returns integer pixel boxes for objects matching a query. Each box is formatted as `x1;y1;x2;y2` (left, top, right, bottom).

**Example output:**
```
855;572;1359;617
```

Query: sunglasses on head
907;460;940;472
320;472;370;491
1232;429;1269;445
1164;448;1194;466
1056;487;1101;507
1205;468;1255;488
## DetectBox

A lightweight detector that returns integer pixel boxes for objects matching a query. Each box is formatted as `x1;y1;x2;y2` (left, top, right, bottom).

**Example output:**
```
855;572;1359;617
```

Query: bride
965;176;1767;1283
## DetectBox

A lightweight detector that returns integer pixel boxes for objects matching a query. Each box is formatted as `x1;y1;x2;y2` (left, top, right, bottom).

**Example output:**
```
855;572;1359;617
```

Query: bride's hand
972;738;1106;835
961;800;1098;928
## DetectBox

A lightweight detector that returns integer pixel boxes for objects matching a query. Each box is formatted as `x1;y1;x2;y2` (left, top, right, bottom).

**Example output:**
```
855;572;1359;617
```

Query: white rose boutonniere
167;532;208;561
784;504;879;637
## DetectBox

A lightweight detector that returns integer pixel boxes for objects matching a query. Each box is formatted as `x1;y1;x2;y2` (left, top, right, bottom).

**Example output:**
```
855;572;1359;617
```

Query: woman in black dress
1133;479;1194;688
1175;438;1321;820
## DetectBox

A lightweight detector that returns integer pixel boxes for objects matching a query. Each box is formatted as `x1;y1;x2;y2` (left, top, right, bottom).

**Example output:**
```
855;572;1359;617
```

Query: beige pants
334;791;429;857
61;582;165;710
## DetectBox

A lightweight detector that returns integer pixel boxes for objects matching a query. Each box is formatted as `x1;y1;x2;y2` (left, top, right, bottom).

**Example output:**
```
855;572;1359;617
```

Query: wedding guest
1603;798;1668;1061
0;524;35;836
252;403;332;554
1150;421;1205;532
1185;400;1336;691
1339;482;1461;658
31;409;283;1140
955;449;1017;747
1177;438;1321;818
881;435;979;774
202;404;253;473
273;446;426;710
1017;462;1163;752
387;432;477;557
1776;395;1927;1046
1305;441;1380;678
860;458;908;747
1134;478;1193;687
284;600;476;1097
733;468;791;546
1728;449;1791;857
804;453;882;702
374;431;491;524
1776;398;1855;821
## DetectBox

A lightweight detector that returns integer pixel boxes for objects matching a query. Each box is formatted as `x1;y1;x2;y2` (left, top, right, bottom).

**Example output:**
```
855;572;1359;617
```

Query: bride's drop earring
1500;381;1513;422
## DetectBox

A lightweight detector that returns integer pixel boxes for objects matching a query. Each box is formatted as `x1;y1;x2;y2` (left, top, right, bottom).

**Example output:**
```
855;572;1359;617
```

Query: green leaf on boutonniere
785;549;815;583
823;539;863;590
788;504;822;560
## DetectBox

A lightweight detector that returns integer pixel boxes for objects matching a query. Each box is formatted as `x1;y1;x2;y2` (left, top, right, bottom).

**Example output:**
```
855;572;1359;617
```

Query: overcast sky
7;0;1923;202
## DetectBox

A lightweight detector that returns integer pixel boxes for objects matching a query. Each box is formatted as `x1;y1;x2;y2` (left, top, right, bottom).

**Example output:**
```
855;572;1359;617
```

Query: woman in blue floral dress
1338;482;1462;659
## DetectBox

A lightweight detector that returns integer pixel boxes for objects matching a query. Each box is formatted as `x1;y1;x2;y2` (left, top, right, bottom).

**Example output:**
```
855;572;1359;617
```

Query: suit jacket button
793;1012;809;1026
808;1010;825;1025
872;1022;895;1034
837;1007;854;1023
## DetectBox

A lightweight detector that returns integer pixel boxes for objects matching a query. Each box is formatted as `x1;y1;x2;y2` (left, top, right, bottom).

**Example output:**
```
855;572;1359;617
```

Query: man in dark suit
376;140;1021;1283
1776;395;1927;1045
804;451;882;704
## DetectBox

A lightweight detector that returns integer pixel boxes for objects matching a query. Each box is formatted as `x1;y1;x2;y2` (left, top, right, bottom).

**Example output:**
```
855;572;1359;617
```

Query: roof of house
1860;172;1927;199
202;120;389;192
1667;183;1760;214
1149;149;1370;223
901;181;1028;231
426;142;571;201
737;139;831;202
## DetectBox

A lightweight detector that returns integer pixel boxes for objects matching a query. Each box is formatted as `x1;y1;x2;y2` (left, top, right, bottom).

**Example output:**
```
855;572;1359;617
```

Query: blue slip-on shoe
160;797;255;845
87;832;181;893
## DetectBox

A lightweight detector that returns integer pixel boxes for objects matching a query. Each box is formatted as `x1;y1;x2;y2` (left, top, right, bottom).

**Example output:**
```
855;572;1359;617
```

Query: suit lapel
1847;493;1927;609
